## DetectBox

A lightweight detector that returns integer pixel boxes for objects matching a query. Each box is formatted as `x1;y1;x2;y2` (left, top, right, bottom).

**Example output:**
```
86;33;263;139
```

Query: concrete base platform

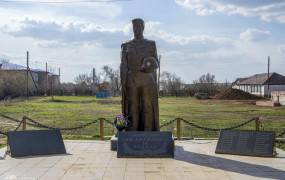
1;140;285;180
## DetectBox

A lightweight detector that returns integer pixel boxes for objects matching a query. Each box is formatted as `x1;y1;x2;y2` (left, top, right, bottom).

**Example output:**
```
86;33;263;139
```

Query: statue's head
132;18;144;40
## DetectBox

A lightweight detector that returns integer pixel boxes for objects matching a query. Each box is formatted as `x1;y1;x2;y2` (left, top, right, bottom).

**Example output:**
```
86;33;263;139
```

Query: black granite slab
215;130;275;157
117;131;174;158
8;129;66;157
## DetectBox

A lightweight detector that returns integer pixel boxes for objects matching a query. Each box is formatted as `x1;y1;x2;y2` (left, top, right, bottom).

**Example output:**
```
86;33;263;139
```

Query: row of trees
0;63;230;99
70;66;229;97
71;65;121;96
160;72;230;97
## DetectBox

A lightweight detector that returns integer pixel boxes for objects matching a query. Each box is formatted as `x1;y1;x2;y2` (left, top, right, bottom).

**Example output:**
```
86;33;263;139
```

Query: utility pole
267;56;270;97
93;68;96;95
51;76;54;101
58;67;61;85
26;51;29;100
93;68;96;84
45;62;48;96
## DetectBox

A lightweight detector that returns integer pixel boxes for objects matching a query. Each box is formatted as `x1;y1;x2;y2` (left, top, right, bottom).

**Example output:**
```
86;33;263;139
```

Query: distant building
0;60;60;96
232;72;285;97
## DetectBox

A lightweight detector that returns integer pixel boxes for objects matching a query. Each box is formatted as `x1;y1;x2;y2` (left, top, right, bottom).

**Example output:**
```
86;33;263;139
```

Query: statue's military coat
120;38;159;131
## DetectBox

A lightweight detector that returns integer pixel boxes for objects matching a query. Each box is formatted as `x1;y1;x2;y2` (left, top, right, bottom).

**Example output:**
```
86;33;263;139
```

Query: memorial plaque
8;129;66;157
117;131;174;158
215;130;275;157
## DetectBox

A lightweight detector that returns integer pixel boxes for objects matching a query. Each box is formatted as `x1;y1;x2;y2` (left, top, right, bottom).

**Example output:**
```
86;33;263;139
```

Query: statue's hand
141;57;158;73
140;66;146;73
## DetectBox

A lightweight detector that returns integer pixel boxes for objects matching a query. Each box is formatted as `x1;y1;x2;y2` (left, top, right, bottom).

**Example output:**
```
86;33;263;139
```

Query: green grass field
0;96;285;149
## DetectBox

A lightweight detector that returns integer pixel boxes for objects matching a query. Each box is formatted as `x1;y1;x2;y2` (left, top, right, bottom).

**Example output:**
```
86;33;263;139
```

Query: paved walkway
0;140;285;180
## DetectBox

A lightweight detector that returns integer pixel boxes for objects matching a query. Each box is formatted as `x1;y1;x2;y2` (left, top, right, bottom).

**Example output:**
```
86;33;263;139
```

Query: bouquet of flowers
114;114;129;131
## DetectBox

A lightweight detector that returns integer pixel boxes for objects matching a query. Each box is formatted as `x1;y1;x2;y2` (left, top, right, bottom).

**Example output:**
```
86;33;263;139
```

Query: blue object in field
96;91;110;98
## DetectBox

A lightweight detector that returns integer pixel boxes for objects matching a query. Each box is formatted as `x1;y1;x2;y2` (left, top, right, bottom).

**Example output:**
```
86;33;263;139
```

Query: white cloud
0;2;122;21
144;21;233;53
148;27;230;46
0;18;130;48
0;18;234;54
0;17;240;82
239;28;270;42
0;1;284;83
0;52;24;61
277;16;285;23
175;0;285;23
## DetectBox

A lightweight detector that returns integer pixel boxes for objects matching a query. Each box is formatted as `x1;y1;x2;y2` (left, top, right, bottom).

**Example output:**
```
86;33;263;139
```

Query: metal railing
0;114;284;143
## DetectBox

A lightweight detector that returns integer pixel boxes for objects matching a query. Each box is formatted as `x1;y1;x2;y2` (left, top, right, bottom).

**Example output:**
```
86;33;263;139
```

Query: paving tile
40;169;66;178
165;174;187;180
0;140;285;180
145;172;166;180
60;175;83;180
40;176;62;180
124;174;145;180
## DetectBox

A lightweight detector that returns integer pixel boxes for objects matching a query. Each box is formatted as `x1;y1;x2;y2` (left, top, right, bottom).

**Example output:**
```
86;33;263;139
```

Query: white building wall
264;85;285;96
232;85;239;90
233;84;285;97
261;86;265;96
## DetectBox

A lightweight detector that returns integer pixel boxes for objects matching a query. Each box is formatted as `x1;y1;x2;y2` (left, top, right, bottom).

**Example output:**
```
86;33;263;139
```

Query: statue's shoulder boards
121;40;134;49
121;42;127;49
145;39;156;47
144;39;154;43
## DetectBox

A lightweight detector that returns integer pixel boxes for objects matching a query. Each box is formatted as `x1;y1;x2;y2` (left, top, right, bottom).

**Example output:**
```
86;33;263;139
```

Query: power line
0;0;133;4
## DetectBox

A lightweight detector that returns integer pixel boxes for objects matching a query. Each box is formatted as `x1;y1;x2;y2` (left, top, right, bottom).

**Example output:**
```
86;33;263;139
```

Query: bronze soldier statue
120;18;159;131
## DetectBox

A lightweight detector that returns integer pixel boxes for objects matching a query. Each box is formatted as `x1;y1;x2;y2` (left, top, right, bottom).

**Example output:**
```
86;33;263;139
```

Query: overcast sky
0;0;285;83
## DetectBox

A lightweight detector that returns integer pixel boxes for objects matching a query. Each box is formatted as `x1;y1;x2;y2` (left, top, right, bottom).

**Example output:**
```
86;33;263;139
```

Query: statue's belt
127;67;141;71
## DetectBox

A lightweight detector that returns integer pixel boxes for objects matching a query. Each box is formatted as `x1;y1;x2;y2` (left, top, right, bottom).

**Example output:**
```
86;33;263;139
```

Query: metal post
22;117;26;131
100;118;104;140
255;117;260;131
176;118;181;140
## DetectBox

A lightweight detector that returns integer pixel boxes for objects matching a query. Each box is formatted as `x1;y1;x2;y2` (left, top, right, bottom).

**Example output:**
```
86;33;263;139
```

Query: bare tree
192;73;218;96
194;73;216;84
74;73;92;85
160;71;184;96
101;65;121;96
